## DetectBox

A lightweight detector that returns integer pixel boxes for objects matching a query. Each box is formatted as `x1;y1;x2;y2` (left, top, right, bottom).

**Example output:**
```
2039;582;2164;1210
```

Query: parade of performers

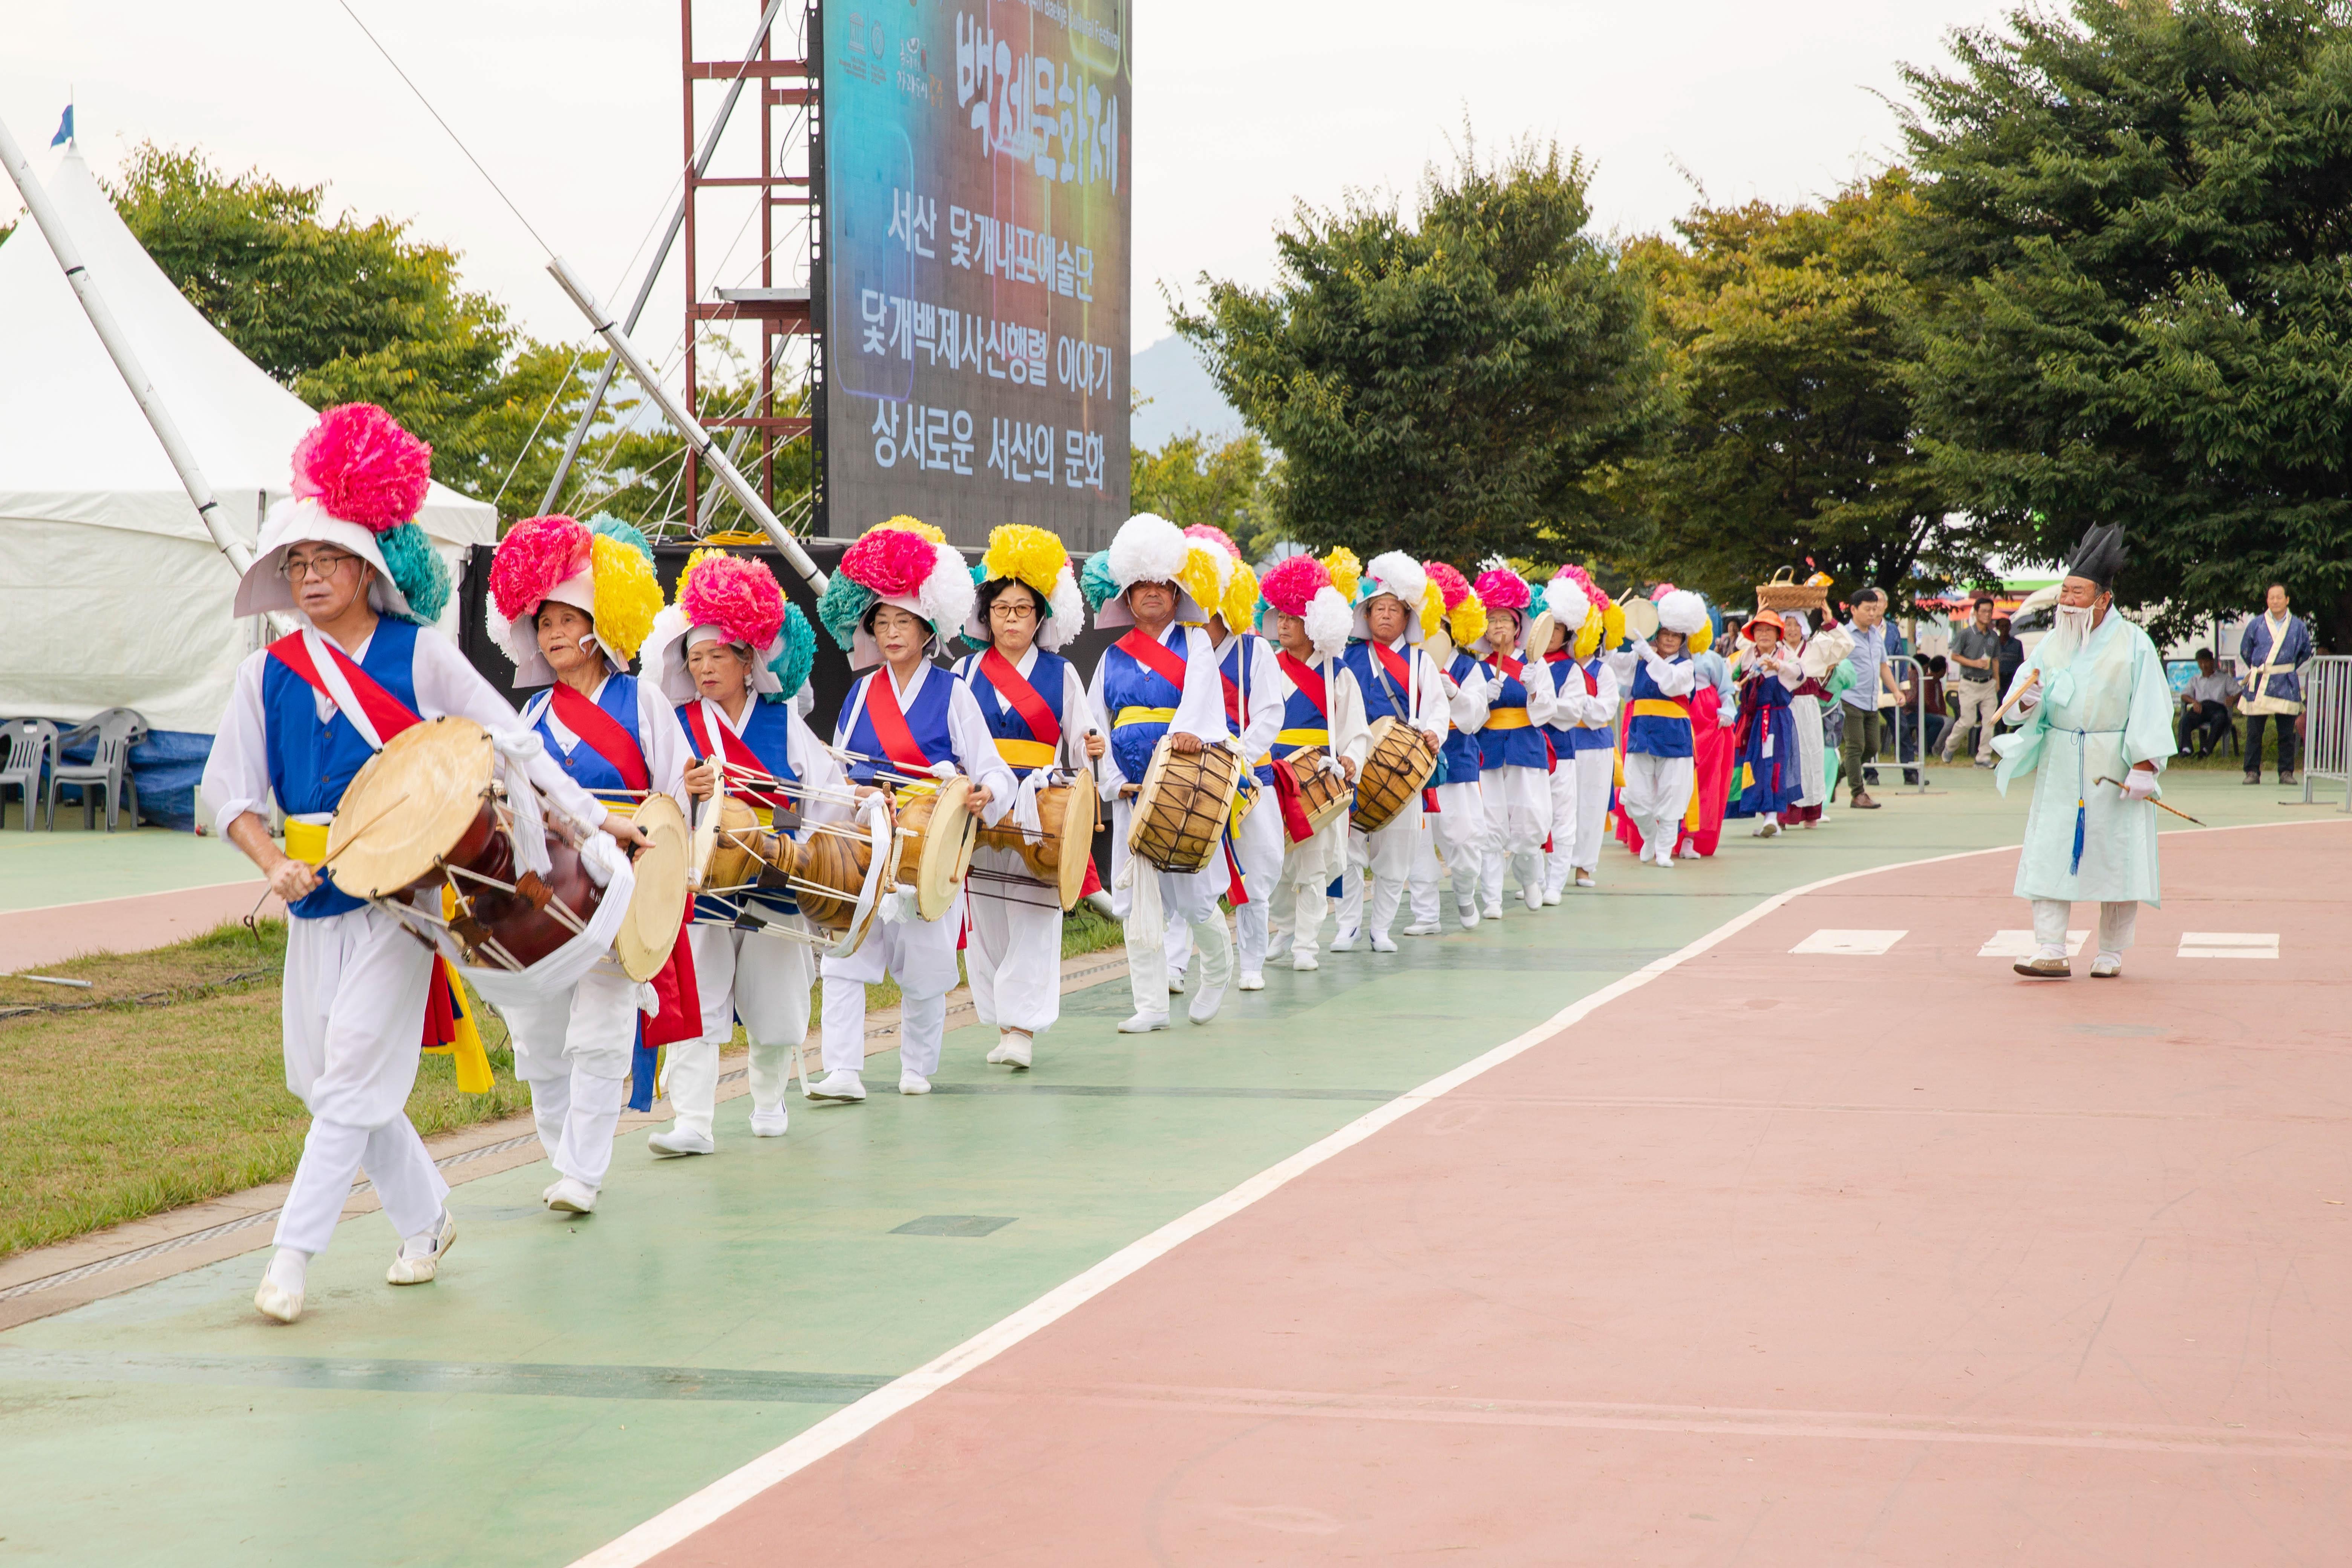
207;403;2193;1327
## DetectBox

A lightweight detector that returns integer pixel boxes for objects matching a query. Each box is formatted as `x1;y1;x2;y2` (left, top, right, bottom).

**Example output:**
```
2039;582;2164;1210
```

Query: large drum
691;793;888;945
974;772;1099;911
1620;596;1661;643
1129;738;1245;874
1349;715;1439;833
1282;748;1354;839
612;793;689;982
890;777;978;922
326;716;681;977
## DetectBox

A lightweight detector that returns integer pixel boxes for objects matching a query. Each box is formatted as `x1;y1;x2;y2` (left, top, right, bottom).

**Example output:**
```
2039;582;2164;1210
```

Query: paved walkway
0;770;2331;1566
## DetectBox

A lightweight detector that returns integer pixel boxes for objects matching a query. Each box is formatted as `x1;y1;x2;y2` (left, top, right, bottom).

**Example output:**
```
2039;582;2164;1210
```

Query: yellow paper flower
1223;557;1260;632
1176;540;1230;622
1322;547;1361;602
874;514;946;544
980;524;1067;597
1449;593;1488;650
589;531;663;661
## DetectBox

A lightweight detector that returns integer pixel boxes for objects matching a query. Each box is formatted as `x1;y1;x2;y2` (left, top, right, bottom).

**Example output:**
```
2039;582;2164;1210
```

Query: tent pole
547;256;827;592
0;115;256;580
536;0;791;517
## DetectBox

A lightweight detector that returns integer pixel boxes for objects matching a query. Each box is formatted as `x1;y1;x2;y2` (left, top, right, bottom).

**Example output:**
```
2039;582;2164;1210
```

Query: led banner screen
822;0;1130;550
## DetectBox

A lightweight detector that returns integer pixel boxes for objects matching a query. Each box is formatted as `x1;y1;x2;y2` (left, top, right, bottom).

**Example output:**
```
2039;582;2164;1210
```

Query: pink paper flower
489;514;591;623
841;525;940;599
1258;553;1331;617
1182;523;1242;560
291;403;432;533
680;553;786;650
1425;560;1473;610
1473;568;1531;612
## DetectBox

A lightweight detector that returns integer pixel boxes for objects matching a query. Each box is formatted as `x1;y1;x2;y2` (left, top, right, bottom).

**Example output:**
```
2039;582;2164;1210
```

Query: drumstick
688;763;726;891
2095;776;2206;826
244;792;411;926
1988;669;2041;727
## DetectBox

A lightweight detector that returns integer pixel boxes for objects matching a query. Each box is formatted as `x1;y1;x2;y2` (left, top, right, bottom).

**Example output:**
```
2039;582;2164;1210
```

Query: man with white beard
1993;523;2176;979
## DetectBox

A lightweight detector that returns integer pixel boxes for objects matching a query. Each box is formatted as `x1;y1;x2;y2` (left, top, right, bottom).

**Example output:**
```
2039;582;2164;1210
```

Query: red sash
1370;640;1412;696
862;670;937;773
682;703;794;815
977;648;1061;748
1115;627;1192;694
1494;652;1525;682
267;632;421;740
1277;652;1328;718
1269;759;1315;844
550;682;651;791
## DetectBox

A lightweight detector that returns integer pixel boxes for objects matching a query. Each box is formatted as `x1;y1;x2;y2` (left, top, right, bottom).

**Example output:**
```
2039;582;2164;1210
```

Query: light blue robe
1992;610;2174;906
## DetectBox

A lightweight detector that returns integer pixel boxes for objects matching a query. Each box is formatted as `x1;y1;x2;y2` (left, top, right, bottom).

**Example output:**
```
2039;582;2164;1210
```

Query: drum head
615;794;689;981
1621;596;1661;642
1424;626;1454;669
1053;771;1099;910
1525;610;1557;660
328;718;495;899
912;775;976;923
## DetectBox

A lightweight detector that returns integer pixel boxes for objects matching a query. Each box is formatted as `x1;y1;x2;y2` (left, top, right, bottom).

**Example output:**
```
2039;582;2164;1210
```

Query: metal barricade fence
2298;654;2352;812
1884;654;1933;793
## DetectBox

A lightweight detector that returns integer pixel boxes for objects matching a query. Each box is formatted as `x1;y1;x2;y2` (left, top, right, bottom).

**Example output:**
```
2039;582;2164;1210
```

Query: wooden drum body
1349;715;1438;833
890;776;978;922
974;771;1099;911
1284;748;1354;838
1129;739;1244;874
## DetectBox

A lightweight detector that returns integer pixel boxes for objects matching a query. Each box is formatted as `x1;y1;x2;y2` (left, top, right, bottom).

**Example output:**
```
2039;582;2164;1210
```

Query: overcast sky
6;0;2014;358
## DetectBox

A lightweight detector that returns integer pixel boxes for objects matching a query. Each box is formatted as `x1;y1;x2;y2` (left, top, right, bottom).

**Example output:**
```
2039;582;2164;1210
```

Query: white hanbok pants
1110;793;1230;1018
2033;898;2139;958
967;845;1064;1035
1408;780;1484;923
1620;753;1696;858
1546;747;1606;894
1168;789;1281;979
502;965;639;1193
666;919;814;1138
274;904;448;1255
821;897;961;1079
1341;793;1424;940
1479;764;1553;912
1269;816;1345;961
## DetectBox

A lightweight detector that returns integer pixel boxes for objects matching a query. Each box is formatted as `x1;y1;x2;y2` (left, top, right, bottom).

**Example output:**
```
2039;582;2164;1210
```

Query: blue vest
1439;651;1485;782
261;619;423;920
527;674;646;808
1556;656;1612;756
1103;630;1190;783
958;648;1073;777
1479;659;1551;770
1339;640;1411;725
679;697;800;921
1272;678;1328;759
1625;656;1695;759
839;666;959;785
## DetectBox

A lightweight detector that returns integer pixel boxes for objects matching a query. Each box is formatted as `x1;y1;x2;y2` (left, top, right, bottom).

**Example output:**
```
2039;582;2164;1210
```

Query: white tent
0;146;496;743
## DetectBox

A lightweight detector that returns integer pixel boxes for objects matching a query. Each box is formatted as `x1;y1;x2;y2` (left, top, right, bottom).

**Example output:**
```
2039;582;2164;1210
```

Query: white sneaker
648;1125;715;1157
748;1106;790;1136
1329;929;1360;952
1237;971;1265;991
898;1070;932;1095
541;1179;562;1205
1291;952;1319;971
1459;910;1479;931
1481;904;1503;922
386;1209;456;1286
1401;921;1440;936
1522;888;1544;914
1574;870;1596;889
806;1069;867;1102
987;1030;1034;1067
1542;891;1562;906
1118;1010;1170;1033
1370;932;1398;953
1188;983;1227;1024
546;1177;599;1215
254;1249;307;1324
2090;952;2123;978
1653;848;1674;868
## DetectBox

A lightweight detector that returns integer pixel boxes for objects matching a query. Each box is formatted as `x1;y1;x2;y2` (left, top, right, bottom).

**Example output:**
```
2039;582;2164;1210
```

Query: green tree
1172;137;1663;562
1129;427;1285;557
1902;0;2352;644
1603;172;1973;608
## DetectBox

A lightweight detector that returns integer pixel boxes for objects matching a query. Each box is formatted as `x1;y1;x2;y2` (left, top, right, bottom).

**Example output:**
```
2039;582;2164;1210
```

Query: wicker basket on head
1755;567;1829;613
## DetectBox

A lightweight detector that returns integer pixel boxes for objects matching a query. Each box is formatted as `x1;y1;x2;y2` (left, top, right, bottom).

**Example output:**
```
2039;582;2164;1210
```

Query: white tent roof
0;147;496;733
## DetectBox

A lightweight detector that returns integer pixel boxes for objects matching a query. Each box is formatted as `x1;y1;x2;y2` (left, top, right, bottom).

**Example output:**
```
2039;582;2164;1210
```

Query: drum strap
1369;640;1414;717
550;682;650;791
267;630;420;747
1277;652;1328;718
977;648;1062;749
684;703;794;817
862;669;939;773
1116;627;1193;695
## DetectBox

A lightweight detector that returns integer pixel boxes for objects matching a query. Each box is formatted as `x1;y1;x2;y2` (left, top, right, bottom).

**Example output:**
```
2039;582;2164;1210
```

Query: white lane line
1790;928;1907;956
568;841;2016;1568
1979;929;2087;958
2178;931;2279;959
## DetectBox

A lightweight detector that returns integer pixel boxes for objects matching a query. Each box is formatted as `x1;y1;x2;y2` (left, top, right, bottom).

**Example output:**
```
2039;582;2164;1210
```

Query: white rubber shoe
987;1030;1034;1067
1291;952;1319;971
1401;921;1440;936
1166;971;1186;994
1118;1010;1171;1033
546;1177;599;1215
807;1069;867;1102
748;1106;790;1137
1187;983;1226;1024
1481;904;1504;922
1236;971;1265;991
648;1125;715;1157
1574;870;1596;889
1542;891;1562;906
2090;952;2123;978
254;1248;308;1324
1328;929;1360;952
386;1209;456;1286
1370;932;1398;954
898;1070;932;1095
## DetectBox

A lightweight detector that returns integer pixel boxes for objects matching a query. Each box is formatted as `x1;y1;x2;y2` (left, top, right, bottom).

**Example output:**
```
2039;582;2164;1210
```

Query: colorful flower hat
1253;553;1352;659
964;524;1085;651
1470;559;1534;657
1654;585;1714;654
484;513;663;686
643;547;816;706
1421;560;1487;651
1552;563;1624;659
1321;547;1362;604
1536;573;1592;656
816;515;975;668
1091;512;1207;629
1351;550;1431;644
233;403;449;626
1183;524;1260;632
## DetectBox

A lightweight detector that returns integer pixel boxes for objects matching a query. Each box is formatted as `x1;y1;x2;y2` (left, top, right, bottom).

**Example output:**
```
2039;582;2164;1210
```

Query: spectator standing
2238;583;2311;785
1995;616;2026;695
1917;656;1949;759
1834;588;1898;810
2176;650;2235;758
1942;596;2003;767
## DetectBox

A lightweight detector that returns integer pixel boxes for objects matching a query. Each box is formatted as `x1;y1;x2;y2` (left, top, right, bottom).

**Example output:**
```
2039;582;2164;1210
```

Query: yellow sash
1630;698;1690;721
1485;707;1532;730
283;819;330;865
1115;705;1176;728
994;737;1057;768
1257;726;1330;766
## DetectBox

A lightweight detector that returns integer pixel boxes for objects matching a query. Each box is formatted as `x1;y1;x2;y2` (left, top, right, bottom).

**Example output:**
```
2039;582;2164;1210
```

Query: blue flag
50;106;73;147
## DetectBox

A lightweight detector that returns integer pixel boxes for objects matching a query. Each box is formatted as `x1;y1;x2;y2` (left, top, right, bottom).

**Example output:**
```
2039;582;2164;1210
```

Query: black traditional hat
2064;522;2126;591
